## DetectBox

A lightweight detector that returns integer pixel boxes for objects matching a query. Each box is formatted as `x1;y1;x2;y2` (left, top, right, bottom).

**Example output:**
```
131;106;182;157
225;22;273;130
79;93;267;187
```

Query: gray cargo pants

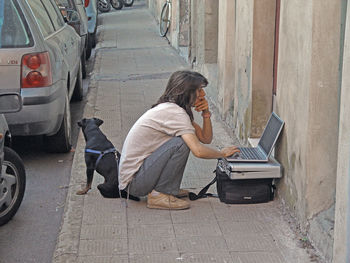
128;136;190;197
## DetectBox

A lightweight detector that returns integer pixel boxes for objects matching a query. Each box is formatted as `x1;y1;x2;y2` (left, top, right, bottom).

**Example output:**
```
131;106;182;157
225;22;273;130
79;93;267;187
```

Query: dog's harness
85;147;117;168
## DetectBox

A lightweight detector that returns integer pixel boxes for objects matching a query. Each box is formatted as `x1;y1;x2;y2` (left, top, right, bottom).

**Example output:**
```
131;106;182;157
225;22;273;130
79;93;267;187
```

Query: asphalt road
0;51;95;263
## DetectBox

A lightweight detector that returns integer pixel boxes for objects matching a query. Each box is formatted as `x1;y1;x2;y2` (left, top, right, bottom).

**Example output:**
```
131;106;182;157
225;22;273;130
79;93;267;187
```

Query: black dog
77;118;139;201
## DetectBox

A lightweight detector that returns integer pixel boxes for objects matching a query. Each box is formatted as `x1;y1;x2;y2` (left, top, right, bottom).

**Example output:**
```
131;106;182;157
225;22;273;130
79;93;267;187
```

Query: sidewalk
53;2;315;262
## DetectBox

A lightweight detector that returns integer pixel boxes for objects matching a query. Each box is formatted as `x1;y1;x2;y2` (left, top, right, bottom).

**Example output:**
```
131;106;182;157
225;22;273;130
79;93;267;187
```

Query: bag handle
189;170;217;201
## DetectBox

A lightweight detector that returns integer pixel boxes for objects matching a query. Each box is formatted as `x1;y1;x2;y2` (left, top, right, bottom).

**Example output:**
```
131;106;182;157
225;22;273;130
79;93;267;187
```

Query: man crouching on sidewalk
118;70;239;210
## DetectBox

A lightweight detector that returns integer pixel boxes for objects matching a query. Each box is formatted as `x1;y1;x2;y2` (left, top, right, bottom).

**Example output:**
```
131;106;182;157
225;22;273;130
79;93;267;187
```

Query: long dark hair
152;71;208;121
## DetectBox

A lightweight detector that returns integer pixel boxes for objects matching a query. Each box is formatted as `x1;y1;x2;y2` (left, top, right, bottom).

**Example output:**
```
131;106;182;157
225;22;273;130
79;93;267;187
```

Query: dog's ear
94;118;104;126
77;118;86;127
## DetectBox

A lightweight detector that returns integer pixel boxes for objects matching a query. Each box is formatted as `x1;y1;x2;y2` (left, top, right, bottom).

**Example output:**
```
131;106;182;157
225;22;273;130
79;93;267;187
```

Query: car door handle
63;43;67;52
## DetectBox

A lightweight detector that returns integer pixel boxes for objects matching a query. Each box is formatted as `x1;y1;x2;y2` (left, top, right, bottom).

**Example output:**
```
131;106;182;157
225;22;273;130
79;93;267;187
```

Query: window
0;0;33;48
41;0;65;30
27;0;55;37
56;0;73;9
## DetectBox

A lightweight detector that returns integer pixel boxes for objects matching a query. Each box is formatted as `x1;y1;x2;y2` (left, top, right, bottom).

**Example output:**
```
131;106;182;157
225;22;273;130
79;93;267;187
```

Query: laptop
226;112;284;162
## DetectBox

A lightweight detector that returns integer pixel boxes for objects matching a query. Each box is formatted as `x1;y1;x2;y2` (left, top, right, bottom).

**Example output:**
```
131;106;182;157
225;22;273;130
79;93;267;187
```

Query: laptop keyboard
239;147;265;160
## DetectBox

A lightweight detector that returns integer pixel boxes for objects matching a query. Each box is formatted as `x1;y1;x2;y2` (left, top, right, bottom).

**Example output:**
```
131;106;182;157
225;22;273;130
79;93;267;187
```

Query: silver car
0;0;83;153
56;0;89;78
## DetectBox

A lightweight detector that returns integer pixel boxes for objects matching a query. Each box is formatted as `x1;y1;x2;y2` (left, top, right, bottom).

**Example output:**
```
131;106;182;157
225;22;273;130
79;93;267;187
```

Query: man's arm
181;133;239;159
192;113;212;144
193;89;213;144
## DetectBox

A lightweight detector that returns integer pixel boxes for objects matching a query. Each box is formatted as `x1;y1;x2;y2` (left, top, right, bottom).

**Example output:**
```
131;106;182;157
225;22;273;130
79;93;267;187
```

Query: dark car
0;93;26;226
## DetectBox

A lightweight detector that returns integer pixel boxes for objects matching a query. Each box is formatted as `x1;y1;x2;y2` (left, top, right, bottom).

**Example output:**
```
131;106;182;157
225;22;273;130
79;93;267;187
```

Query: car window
55;0;74;9
27;0;55;37
41;0;65;30
0;0;33;48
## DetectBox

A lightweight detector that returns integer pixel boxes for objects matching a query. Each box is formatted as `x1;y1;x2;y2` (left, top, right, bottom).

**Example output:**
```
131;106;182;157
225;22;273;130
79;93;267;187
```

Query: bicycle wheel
124;0;134;7
159;2;171;37
98;0;111;12
110;0;123;10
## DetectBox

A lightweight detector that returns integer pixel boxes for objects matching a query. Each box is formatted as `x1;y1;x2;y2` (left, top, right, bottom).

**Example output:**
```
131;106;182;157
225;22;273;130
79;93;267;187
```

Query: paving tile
176;236;228;253
173;222;222;238
81;224;127;240
52;254;77;263
129;253;181;263
170;200;217;224
218;221;271;236
230;251;287;263
225;234;278;252
128;224;175;239
82;210;126;225
180;253;233;263
127;208;172;225
78;239;128;256
210;201;273;222
77;255;128;263
128;237;178;254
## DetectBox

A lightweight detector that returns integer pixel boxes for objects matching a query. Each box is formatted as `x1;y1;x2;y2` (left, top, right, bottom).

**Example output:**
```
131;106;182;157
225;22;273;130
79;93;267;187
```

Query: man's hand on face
194;98;209;112
194;88;209;112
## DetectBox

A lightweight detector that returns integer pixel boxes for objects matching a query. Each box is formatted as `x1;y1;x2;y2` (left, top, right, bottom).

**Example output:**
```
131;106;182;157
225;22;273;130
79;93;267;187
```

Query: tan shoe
176;189;189;198
147;191;190;210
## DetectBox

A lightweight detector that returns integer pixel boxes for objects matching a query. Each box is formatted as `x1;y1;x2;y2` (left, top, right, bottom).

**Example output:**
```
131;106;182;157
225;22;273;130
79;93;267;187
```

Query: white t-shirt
118;102;195;190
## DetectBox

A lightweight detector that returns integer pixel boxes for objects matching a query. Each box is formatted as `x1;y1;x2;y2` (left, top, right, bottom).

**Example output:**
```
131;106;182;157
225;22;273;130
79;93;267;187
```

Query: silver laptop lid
257;112;284;157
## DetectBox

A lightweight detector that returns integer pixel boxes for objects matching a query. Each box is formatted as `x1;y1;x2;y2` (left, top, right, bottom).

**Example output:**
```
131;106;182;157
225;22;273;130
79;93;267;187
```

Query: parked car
55;0;89;78
0;0;83;153
0;93;26;226
84;0;98;59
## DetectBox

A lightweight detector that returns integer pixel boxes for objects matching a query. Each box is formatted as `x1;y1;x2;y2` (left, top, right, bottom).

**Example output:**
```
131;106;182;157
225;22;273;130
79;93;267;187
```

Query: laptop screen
258;112;284;155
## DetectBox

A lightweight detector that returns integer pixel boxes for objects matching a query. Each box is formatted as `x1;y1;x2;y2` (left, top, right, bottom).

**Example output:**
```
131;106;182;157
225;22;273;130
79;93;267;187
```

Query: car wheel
72;61;84;101
81;50;87;79
44;94;72;153
92;32;97;48
0;147;26;226
86;34;93;60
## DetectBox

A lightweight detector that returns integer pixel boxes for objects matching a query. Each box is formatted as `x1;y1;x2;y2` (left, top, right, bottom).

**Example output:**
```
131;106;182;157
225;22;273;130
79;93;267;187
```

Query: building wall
333;1;350;261
217;0;235;120
276;1;341;260
232;0;254;143
251;0;275;138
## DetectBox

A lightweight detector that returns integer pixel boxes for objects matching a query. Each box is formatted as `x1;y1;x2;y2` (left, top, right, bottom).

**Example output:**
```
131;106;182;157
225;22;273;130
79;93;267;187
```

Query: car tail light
84;0;90;7
21;52;52;88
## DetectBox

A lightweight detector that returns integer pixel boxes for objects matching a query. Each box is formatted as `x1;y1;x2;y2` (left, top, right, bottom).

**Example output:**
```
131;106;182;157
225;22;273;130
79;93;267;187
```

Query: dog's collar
85;147;117;168
85;148;116;155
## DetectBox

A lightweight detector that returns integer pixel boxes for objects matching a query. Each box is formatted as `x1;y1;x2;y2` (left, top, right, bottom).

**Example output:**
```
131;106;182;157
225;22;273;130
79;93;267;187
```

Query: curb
52;51;102;263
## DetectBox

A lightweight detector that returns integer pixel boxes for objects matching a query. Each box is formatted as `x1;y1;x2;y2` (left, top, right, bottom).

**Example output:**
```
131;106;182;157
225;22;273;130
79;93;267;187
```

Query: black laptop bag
216;166;275;204
189;160;275;204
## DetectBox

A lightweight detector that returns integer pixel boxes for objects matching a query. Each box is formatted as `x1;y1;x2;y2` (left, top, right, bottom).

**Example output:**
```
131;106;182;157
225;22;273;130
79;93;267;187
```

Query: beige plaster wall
190;0;219;106
333;1;350;261
251;0;275;138
203;0;218;64
276;1;341;260
217;0;235;119
233;0;254;142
